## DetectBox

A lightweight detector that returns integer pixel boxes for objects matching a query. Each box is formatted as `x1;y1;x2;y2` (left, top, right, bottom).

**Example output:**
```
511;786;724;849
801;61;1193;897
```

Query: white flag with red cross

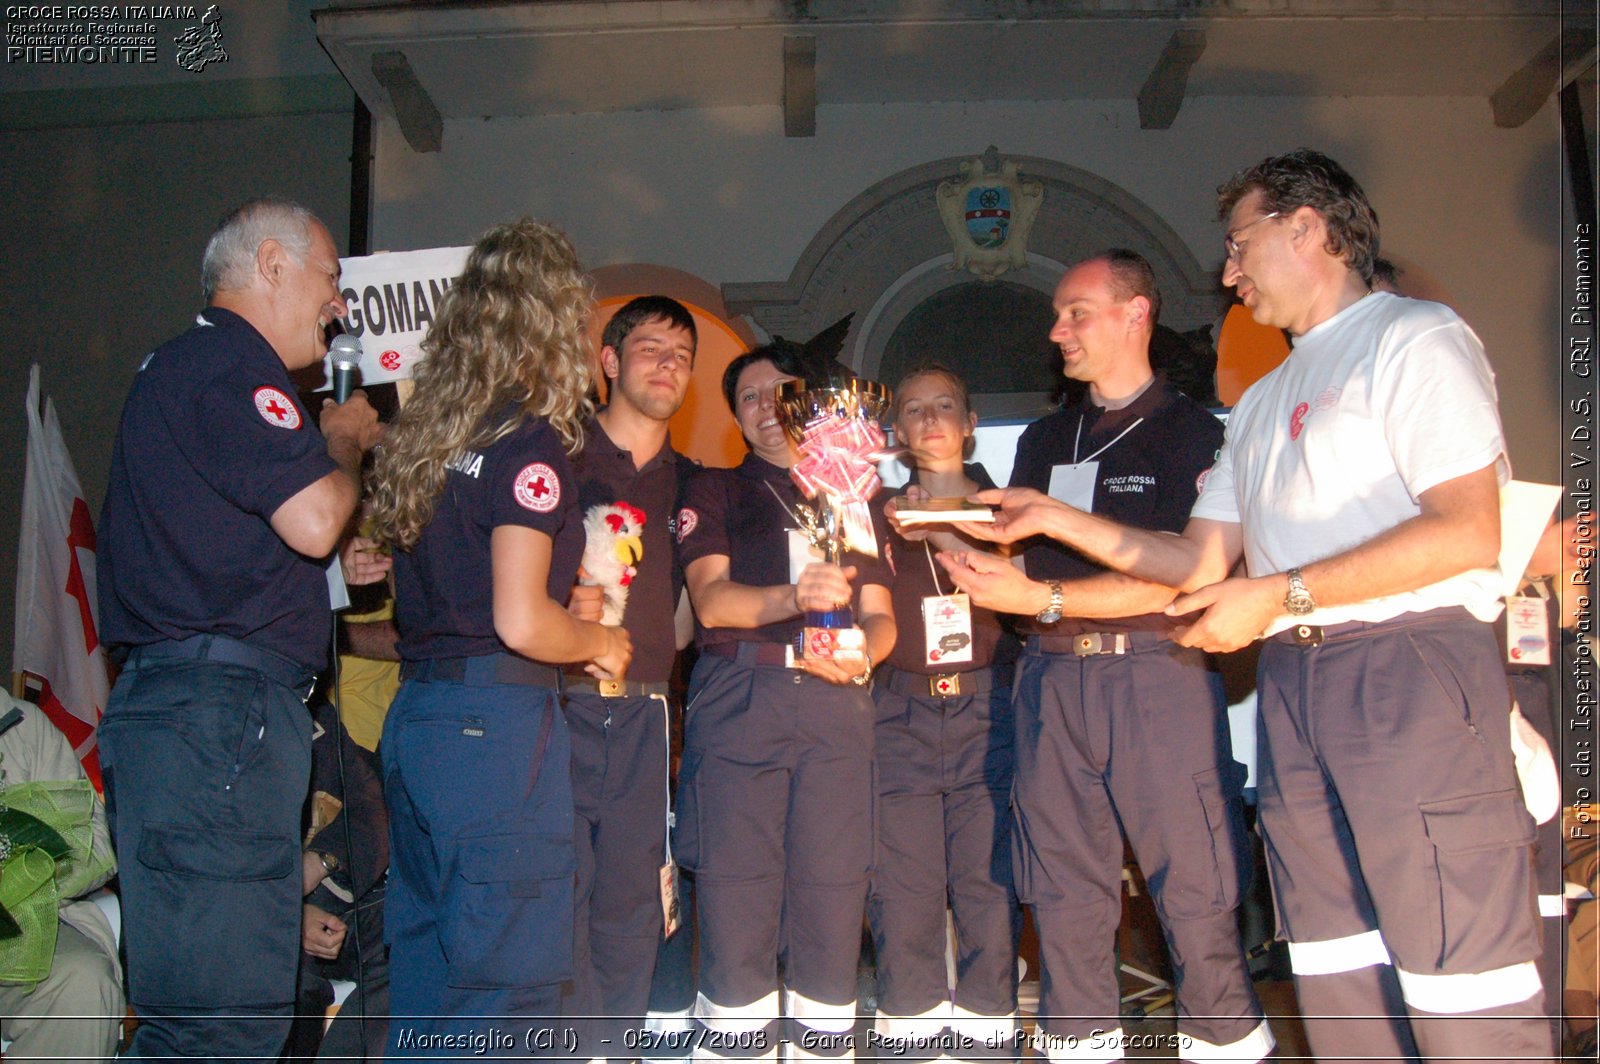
13;364;109;791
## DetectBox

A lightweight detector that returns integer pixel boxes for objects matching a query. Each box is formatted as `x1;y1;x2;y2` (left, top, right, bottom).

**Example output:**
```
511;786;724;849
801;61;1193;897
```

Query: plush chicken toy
581;502;647;626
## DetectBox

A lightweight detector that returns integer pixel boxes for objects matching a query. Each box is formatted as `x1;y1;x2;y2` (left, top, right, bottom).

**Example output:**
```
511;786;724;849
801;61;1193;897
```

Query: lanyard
1072;413;1144;465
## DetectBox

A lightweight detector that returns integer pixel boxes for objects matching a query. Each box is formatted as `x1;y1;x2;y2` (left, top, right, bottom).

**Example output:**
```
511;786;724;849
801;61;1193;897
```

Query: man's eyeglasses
1223;211;1282;261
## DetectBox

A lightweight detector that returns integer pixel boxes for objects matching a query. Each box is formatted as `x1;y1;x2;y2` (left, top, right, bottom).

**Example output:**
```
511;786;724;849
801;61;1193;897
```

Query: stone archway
722;153;1224;415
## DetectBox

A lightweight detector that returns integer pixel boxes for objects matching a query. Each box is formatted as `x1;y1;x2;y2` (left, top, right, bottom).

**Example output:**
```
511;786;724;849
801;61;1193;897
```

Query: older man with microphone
98;197;381;1060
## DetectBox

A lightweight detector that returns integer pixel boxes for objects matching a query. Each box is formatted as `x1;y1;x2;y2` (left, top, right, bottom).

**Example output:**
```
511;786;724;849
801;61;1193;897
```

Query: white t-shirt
1191;291;1508;633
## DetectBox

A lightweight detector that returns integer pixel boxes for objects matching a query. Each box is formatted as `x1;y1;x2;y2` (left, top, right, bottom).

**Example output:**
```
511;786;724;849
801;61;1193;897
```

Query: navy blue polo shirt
99;307;341;669
569;416;687;684
877;463;1008;674
394;412;584;662
677;452;892;649
1009;379;1223;636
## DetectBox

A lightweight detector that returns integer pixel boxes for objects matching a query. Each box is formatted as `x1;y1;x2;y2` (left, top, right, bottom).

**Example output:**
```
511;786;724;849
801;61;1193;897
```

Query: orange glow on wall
590;294;752;469
1215;305;1290;405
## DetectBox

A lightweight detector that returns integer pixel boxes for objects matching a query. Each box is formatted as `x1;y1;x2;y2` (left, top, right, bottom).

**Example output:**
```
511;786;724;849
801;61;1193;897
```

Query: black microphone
330;334;363;404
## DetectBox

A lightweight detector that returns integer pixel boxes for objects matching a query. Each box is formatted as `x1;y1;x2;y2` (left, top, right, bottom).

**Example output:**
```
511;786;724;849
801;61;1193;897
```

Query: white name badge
923;593;975;667
1047;461;1099;513
787;529;827;584
326;555;350;611
1505;595;1551;666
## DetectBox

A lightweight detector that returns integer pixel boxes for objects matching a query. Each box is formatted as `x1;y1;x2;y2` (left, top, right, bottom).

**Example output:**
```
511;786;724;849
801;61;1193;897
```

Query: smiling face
604;315;695;422
1048;259;1139;389
893;370;975;467
732;358;798;466
269;222;348;370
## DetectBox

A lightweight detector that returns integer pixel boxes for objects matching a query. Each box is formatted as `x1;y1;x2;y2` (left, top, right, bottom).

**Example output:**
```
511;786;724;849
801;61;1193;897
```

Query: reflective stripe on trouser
695;990;779;1062
869;682;1018;1022
642;1007;697;1064
563;690;670;1057
870;1002;1019;1062
1257;611;1553;1062
783;985;856;1060
1030;1025;1125;1064
1509;665;1570;1049
1011;642;1265;1054
381;678;573;1055
677;655;872;1064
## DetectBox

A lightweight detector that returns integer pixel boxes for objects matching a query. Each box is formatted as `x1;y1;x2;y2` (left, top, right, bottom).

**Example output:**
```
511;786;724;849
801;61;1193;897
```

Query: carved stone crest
936;147;1044;280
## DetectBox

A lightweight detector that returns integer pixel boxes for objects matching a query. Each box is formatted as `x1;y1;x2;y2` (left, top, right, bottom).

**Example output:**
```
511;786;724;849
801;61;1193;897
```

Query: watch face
1286;590;1316;615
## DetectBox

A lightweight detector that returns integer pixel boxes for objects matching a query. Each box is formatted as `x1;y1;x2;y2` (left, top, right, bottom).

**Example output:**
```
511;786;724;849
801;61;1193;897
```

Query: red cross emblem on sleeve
253;387;302;430
514;462;562;513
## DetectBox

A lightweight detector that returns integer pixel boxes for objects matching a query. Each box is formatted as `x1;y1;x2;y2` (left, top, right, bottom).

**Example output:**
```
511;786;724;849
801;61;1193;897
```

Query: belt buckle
929;673;961;697
597;679;625;698
1073;633;1104;657
1291;624;1323;647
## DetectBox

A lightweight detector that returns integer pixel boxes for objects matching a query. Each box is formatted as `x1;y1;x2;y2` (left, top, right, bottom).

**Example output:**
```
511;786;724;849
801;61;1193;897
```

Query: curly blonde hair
369;219;595;550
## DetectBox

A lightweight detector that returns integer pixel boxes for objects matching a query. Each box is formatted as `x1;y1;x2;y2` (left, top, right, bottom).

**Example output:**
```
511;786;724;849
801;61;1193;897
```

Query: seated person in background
0;692;123;1062
284;699;390;1062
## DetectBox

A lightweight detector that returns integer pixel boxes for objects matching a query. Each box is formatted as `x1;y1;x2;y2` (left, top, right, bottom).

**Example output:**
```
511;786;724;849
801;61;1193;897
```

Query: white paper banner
321;245;472;388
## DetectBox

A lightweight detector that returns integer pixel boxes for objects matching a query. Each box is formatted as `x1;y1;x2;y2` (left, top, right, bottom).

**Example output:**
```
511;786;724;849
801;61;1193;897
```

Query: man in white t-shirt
953;150;1551;1061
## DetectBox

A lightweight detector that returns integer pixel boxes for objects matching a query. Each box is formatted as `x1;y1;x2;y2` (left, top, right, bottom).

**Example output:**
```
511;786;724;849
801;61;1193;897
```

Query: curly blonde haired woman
370;219;631;1046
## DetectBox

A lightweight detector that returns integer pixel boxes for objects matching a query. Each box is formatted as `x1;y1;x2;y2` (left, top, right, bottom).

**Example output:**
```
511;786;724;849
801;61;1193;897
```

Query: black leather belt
401;653;561;688
703;641;793;667
878;664;994;699
1268;606;1472;648
128;635;316;699
564;677;670;698
1030;630;1167;657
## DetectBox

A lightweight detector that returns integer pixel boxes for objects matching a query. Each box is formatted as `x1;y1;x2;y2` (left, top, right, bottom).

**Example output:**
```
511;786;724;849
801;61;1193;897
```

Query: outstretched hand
936;549;1044;615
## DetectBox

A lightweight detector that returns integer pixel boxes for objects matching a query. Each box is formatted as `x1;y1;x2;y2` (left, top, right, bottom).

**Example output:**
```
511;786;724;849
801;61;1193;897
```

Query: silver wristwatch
851;651;874;686
1035;580;1064;624
1284;567;1317;616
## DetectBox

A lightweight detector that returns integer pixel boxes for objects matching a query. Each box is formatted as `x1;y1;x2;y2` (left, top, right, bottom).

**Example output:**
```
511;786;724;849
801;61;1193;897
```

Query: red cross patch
514;463;562;513
675;507;698;544
253;387;302;430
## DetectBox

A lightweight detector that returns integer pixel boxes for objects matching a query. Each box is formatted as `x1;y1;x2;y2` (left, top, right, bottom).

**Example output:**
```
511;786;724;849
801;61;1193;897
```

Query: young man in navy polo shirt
563;296;699;1055
939;250;1270;1064
98;198;381;1059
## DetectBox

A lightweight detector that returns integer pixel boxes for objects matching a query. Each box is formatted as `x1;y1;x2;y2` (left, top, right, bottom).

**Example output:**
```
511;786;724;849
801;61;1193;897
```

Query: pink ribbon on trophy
790;414;888;557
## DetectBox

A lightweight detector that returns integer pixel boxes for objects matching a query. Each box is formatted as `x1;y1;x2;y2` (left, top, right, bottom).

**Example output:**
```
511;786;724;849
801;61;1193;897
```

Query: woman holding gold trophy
674;340;896;1058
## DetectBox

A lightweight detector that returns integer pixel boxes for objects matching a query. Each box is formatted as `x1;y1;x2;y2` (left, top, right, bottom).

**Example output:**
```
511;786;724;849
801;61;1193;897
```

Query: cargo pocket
136;822;298;1006
441;831;576;989
1418;789;1536;969
672;751;704;873
1169;763;1248;919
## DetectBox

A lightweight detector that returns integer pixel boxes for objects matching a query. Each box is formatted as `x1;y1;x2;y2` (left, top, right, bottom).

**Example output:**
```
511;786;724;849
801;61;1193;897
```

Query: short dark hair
601;295;698;355
1217;149;1380;282
1088;248;1161;327
721;340;807;415
1370;257;1400;293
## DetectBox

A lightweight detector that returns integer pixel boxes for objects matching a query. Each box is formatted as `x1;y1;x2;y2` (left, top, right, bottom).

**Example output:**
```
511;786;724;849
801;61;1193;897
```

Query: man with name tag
97;198;381;1059
953;152;1553;1061
562;296;699;1055
938;248;1270;1064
